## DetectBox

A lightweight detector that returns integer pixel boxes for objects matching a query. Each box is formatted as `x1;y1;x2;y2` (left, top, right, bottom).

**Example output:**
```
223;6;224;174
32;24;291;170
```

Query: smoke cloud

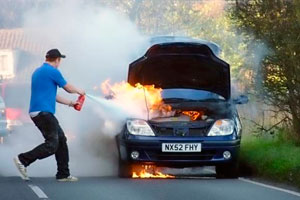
0;0;148;177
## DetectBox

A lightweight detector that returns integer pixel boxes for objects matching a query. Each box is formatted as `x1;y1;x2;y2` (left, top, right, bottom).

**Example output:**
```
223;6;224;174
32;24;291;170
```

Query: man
13;49;85;181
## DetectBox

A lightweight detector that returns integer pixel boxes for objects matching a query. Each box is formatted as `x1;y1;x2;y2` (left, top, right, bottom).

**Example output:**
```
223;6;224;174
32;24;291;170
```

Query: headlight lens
235;117;242;136
126;119;155;136
208;119;234;136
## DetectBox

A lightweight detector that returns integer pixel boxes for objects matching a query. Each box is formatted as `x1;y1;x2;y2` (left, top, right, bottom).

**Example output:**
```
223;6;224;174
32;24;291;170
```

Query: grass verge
239;131;300;188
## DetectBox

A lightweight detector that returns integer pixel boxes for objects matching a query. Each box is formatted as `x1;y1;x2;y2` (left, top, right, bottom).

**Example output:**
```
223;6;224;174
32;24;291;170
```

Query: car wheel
216;161;239;179
118;159;132;178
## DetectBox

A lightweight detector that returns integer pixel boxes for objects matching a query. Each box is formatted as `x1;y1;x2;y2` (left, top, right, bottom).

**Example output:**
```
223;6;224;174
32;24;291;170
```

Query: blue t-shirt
29;63;67;114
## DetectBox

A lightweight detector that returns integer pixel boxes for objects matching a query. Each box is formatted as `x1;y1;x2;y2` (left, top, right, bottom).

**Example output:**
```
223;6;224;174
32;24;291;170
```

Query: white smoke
0;0;270;178
0;0;149;177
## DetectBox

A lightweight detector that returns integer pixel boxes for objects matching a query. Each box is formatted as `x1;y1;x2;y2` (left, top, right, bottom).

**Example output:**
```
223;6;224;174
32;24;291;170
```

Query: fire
101;80;162;107
100;80;173;118
132;165;175;179
182;111;204;121
132;171;175;179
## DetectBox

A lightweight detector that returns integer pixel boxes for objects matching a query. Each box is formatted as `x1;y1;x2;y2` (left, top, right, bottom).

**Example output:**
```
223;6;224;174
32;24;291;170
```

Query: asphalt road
1;173;300;200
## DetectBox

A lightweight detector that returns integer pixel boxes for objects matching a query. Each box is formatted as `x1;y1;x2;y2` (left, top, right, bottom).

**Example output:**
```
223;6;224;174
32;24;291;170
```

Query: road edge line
28;184;48;199
239;178;300;197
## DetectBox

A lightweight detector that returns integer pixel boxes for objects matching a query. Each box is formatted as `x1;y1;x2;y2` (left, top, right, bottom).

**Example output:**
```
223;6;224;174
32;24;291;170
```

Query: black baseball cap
45;49;66;59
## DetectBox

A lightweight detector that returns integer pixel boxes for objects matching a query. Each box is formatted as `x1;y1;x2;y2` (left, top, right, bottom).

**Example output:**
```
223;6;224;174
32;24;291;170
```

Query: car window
161;89;225;101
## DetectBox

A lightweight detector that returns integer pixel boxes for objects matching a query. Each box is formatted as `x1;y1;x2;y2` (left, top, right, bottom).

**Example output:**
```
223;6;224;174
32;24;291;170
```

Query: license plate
162;143;201;152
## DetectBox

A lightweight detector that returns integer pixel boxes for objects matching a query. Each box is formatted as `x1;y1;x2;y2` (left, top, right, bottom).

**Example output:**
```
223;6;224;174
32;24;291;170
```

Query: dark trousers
18;112;70;179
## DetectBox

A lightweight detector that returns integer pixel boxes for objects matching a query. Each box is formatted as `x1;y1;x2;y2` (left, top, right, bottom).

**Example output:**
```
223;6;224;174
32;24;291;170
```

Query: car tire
216;161;239;179
118;159;132;178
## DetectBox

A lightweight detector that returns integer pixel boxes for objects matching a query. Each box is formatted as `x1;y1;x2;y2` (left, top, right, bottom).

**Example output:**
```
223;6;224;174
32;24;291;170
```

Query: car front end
118;117;241;167
116;36;248;178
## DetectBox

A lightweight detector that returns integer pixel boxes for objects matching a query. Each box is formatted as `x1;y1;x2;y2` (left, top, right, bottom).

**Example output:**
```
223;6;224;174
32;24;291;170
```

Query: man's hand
77;89;85;96
68;101;79;107
57;95;78;108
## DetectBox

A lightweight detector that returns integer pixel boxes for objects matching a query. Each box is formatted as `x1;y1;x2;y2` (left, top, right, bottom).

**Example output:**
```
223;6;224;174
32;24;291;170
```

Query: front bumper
118;135;240;167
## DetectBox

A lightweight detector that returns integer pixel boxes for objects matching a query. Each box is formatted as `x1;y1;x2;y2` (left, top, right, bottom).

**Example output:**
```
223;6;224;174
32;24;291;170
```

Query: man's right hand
69;101;80;108
77;89;85;96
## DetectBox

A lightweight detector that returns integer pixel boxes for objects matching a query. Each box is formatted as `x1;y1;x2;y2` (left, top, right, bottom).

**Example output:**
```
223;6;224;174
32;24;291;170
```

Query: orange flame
132;165;175;179
132;171;175;179
182;111;204;121
100;80;172;116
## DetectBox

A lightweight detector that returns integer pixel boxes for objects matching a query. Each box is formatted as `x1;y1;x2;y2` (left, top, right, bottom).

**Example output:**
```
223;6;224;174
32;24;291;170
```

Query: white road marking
204;168;300;197
239;178;300;197
28;184;48;199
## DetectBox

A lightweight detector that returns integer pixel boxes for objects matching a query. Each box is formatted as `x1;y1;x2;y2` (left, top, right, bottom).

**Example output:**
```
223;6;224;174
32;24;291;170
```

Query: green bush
240;130;300;188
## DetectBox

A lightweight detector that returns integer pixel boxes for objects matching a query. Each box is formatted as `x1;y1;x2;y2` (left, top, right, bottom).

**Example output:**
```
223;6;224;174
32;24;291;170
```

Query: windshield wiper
163;98;224;103
163;98;197;103
194;99;225;102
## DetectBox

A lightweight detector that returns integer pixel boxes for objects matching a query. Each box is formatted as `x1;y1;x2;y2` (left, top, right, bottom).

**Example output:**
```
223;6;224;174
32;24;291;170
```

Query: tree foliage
96;0;250;84
231;0;300;139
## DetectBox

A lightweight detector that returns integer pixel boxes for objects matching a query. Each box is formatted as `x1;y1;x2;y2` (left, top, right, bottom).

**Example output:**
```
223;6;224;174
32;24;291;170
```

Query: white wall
0;49;15;80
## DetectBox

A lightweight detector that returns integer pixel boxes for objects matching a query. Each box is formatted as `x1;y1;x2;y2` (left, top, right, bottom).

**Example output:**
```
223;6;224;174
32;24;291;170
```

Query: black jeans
18;112;70;179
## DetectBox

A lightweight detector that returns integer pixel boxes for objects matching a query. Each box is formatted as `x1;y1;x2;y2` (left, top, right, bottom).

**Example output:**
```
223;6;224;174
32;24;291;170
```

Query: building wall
0;49;15;80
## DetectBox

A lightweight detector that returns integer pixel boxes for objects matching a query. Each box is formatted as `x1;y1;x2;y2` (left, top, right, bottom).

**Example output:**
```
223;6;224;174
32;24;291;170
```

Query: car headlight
126;119;155;136
208;119;234;136
235;117;242;136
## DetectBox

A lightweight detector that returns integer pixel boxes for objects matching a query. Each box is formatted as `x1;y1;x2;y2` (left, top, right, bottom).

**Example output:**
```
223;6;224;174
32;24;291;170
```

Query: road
1;171;300;200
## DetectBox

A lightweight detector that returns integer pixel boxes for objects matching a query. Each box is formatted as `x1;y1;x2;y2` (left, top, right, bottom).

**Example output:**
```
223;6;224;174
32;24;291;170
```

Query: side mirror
233;95;249;105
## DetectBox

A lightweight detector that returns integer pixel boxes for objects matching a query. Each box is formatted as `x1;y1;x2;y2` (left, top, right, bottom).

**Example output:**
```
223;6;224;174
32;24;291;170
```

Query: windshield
161;89;225;101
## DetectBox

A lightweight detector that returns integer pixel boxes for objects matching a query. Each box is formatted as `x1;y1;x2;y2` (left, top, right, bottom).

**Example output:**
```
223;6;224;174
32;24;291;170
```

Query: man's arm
56;95;76;107
63;83;85;95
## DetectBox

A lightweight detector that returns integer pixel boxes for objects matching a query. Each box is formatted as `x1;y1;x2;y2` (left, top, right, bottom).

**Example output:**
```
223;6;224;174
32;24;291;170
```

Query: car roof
149;36;221;57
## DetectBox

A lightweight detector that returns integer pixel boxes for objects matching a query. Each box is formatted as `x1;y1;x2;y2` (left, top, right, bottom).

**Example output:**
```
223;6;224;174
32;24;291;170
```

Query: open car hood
128;42;231;100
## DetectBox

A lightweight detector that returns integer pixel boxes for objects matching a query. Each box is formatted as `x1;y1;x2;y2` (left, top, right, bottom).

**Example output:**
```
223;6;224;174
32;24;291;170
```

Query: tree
231;0;300;140
95;0;249;81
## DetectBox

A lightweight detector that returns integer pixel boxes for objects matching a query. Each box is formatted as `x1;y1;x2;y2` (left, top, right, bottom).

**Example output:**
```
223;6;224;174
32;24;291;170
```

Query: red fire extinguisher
74;95;85;111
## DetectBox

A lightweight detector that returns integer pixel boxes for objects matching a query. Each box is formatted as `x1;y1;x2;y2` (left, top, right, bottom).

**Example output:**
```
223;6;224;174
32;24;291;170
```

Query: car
116;36;248;178
0;96;9;141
